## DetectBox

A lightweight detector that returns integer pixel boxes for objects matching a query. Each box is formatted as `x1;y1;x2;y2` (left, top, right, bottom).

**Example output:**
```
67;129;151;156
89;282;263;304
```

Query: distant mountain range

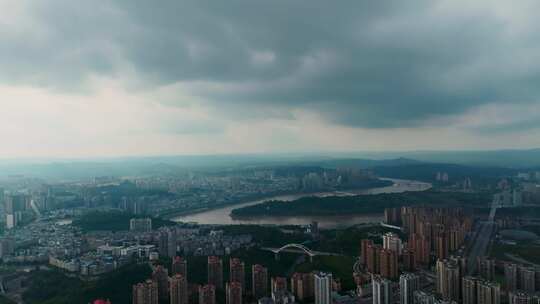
346;148;540;168
0;148;538;180
308;157;422;169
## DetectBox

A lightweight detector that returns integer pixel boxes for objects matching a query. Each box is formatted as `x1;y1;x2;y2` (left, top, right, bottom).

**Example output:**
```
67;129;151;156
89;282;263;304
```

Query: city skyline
2;1;540;303
1;158;540;303
2;1;540;158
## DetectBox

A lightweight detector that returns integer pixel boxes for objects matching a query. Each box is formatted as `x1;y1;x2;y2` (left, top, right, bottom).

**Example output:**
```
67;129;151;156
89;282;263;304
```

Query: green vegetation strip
23;263;152;304
231;190;492;217
0;296;16;304
489;241;540;265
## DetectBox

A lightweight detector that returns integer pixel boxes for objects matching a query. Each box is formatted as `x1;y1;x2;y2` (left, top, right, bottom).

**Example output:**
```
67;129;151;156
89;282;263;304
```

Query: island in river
172;179;433;228
230;189;492;217
161;177;392;218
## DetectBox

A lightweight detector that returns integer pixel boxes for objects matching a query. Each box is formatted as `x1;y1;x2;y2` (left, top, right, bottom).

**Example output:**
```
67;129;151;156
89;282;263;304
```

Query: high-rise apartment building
477;280;500;304
383;232;403;254
230;258;245;290
361;239;374;266
4;194;25;229
436;259;460;302
159;227;177;258
314;272;332;304
508;291;534;304
380;249;399;279
271;277;288;295
0;238;15;258
372;275;391;304
199;284;216;304
403;207;472;269
271;277;295;304
519;266;536;293
366;244;381;274
208;256;223;290
409;234;431;265
400;273;420;304
385;208;402;225
291;272;314;301
504;263;518;292
402;249;416;272
170;274;188;304
462;276;480;304
503;264;538;293
4;194;26;214
270;292;296;304
413;290;436;304
252;264;268;300
129;218;152;232
477;257;495;281
152;265;169;302
290;273;303;301
449;255;467;279
534;266;540;291
435;233;449;260
171;256;187;279
226;282;243;304
133;279;159;304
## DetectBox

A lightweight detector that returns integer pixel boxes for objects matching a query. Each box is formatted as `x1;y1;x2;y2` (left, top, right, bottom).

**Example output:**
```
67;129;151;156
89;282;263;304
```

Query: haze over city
2;2;540;304
2;1;540;158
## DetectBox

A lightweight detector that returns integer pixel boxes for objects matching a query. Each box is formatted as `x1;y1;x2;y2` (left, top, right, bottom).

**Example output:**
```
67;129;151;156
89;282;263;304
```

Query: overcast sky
1;0;540;158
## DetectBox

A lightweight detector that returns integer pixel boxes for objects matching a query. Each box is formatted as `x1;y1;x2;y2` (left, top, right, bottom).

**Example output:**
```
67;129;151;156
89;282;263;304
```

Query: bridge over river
261;243;342;262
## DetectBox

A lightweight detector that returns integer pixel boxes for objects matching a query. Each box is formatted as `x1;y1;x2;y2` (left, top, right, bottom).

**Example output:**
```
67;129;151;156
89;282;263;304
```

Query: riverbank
162;178;393;219
161;190;316;220
230;189;485;218
171;179;432;228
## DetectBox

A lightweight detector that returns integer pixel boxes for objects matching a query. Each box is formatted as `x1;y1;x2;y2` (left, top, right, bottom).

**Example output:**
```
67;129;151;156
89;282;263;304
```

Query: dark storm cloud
2;0;540;128
473;117;540;134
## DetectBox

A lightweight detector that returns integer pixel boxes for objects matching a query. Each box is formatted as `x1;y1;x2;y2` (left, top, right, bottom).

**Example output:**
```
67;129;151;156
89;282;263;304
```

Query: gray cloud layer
2;0;540;129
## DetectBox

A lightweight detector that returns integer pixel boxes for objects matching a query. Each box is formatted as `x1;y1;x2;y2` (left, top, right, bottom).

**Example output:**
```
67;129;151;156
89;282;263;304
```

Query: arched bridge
271;243;316;257
261;243;341;262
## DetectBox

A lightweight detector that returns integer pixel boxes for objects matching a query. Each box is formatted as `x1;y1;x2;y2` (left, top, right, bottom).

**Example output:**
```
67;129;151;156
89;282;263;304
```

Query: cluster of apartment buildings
132;255;341;304
385;207;472;264
157;226;253;258
361;233;401;280
502;263;540;303
369;258;501;304
363;205;540;304
361;207;504;304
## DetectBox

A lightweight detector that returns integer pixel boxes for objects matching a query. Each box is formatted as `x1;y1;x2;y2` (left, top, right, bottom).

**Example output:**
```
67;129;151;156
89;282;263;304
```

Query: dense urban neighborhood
0;161;539;304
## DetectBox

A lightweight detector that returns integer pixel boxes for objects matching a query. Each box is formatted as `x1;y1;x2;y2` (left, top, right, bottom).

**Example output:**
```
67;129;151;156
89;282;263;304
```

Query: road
466;198;499;275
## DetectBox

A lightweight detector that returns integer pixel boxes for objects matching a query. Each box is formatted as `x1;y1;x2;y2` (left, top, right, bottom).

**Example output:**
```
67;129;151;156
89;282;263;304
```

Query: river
172;178;431;229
